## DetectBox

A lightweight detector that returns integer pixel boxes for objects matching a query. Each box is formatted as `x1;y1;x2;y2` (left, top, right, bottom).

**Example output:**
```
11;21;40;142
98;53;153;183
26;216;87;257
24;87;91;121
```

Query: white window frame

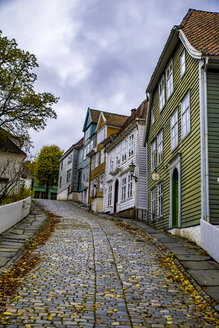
108;185;112;206
127;174;133;198
181;91;190;140
166;61;173;99
116;146;121;167
122;139;127;162
100;173;105;192
151;139;156;171
180;50;186;77
151;106;155;125
91;155;95;170
79;150;83;163
121;177;127;201
151;188;156;220
171;109;178;151
68;154;72;164
110;152;114;171
158;182;164;217
129;133;134;157
100;149;104;164
97;126;106;145
159;76;165;111
95;152;99;168
66;169;71;183
157;130;163;165
84;127;90;141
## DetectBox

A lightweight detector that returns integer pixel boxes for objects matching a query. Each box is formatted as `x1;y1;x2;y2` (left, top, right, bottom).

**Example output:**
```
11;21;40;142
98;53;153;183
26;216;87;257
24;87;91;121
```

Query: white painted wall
0;197;31;234
201;219;219;263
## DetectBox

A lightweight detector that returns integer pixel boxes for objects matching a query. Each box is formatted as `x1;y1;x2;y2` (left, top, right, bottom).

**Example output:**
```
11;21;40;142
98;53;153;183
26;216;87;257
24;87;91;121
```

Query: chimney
131;108;136;115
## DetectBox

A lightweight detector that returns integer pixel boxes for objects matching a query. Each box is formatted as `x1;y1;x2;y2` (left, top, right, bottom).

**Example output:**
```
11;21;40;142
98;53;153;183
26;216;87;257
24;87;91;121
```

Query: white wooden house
103;100;148;220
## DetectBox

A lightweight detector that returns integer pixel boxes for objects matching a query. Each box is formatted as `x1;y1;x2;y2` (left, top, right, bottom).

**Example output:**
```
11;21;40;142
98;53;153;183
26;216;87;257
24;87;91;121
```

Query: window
84;127;90;140
83;146;88;160
82;167;89;183
108;185;112;206
100;173;105;192
79;150;83;163
116;146;121;167
110;152;114;171
91;155;95;170
151;139;156;171
90;177;98;197
97;126;106;145
157;130;163;165
180;50;186;77
121;177;127;201
158;183;164;217
129;134;134;157
60;162;63;170
59;176;62;187
159;76;165;110
101;149;104;164
151;188;156;220
122;139;127;162
166;61;173;99
151;106;155;125
127;174;133;198
181;91;190;139
95;152;99;167
171;109;178;150
66;169;71;183
68;154;72;164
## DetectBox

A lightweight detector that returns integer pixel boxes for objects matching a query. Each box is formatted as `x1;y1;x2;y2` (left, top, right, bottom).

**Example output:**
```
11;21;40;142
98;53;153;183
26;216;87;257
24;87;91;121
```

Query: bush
0;184;33;205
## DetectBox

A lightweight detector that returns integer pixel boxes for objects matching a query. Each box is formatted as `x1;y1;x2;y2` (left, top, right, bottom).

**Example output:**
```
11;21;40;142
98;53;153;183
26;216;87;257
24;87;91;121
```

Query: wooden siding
207;69;219;224
104;127;139;214
147;42;201;229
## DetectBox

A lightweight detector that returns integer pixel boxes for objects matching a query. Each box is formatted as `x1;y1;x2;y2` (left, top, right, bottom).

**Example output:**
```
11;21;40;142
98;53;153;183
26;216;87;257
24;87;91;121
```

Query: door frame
169;155;181;228
114;179;119;213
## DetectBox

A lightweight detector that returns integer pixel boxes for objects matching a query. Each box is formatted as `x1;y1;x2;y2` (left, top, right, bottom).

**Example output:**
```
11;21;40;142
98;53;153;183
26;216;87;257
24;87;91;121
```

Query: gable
82;108;92;132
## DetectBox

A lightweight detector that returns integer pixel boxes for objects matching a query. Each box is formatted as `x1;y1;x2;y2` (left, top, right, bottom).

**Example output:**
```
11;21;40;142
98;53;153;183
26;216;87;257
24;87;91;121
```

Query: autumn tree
0;30;59;148
34;145;63;199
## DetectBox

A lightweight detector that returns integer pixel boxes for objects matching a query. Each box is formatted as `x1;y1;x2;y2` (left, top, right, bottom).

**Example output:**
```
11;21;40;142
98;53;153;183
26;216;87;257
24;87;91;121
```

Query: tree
0;30;59;148
34;145;63;199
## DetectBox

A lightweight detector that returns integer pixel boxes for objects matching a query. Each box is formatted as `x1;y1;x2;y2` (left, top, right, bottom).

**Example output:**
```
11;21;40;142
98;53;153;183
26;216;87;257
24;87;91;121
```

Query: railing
0;197;31;234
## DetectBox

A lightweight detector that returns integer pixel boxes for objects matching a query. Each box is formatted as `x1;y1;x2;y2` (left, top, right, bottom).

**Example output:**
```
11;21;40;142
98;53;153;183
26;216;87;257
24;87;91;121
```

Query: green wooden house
33;179;58;200
144;9;219;243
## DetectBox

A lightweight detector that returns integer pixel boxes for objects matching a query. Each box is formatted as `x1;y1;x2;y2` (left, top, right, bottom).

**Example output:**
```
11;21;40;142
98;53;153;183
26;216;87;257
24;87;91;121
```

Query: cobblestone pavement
0;200;218;327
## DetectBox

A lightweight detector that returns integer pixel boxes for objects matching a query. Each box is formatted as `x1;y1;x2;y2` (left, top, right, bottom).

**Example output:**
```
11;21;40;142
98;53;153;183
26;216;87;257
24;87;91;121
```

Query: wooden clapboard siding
137;124;147;209
207;70;219;224
147;41;201;229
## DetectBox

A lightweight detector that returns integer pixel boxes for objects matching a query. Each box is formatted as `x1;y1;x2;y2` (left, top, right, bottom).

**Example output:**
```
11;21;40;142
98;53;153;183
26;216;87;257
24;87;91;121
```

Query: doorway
172;168;178;227
114;179;119;213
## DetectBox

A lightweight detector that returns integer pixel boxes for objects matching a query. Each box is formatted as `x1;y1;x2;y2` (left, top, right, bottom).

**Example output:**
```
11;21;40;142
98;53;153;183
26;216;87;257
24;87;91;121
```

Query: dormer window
97;126;106;145
159;76;165;111
84;127;90;140
151;106;155;125
166;61;173;99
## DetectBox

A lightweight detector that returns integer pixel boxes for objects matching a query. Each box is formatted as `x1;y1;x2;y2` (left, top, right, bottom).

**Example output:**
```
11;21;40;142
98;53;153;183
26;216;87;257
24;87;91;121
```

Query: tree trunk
46;179;49;199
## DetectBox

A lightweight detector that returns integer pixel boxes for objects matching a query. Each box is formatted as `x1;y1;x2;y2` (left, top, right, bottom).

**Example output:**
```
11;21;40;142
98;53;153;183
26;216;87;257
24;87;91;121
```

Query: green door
172;168;178;227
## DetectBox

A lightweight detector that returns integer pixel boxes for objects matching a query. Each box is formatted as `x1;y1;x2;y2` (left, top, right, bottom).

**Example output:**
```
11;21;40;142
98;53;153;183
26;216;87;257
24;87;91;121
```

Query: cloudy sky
0;0;218;156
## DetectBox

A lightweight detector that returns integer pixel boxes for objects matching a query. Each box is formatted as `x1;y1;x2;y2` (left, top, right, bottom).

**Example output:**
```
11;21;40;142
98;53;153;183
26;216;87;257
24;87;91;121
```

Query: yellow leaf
113;309;118;312
136;284;140;287
18;311;23;315
26;325;31;328
110;294;114;297
167;322;173;324
33;290;37;293
3;312;12;315
47;316;53;320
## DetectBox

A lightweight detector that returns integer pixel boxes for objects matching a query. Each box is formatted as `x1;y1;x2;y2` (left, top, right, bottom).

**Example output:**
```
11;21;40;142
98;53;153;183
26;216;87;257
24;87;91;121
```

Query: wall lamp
129;161;138;182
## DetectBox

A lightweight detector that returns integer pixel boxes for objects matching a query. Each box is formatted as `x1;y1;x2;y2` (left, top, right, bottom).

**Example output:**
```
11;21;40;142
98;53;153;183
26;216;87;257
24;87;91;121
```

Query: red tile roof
178;9;219;56
115;100;148;138
73;137;84;149
102;112;128;127
90;109;101;123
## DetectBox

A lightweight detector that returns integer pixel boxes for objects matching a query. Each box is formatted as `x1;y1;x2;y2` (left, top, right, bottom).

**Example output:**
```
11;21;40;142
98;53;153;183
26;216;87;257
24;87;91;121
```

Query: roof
59;137;83;162
115;100;148;139
102;111;128;127
90;109;101;123
0;129;26;156
179;9;219;57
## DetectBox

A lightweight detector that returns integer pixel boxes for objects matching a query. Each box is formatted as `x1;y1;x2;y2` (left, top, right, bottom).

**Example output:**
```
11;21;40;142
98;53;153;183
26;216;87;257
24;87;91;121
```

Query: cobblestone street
0;200;218;327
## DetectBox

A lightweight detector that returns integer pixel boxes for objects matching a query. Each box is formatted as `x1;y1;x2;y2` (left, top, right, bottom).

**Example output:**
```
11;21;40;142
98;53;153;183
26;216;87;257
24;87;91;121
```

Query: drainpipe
200;57;209;222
